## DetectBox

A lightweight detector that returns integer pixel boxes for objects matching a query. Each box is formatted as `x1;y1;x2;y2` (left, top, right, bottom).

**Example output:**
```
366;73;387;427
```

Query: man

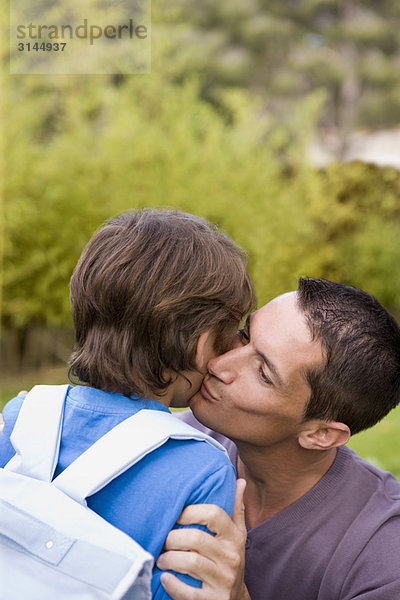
158;278;400;600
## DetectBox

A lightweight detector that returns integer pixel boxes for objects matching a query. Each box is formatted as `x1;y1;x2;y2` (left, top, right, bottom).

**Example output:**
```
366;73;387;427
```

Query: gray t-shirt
180;410;400;600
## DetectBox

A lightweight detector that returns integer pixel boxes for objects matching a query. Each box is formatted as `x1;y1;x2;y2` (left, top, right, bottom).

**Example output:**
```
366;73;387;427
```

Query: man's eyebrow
247;313;285;388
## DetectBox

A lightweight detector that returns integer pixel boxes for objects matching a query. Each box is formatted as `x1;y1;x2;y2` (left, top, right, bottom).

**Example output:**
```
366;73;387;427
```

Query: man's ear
195;330;214;371
298;420;350;450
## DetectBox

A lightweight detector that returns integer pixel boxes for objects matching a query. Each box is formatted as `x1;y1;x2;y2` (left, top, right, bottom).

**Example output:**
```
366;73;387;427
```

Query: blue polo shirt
0;385;236;599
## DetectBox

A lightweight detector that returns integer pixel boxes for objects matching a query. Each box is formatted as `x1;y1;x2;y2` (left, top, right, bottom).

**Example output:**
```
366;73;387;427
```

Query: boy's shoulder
177;409;237;466
2;392;25;417
0;393;26;466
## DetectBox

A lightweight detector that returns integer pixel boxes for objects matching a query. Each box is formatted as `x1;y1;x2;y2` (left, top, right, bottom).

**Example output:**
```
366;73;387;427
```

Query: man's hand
156;479;250;600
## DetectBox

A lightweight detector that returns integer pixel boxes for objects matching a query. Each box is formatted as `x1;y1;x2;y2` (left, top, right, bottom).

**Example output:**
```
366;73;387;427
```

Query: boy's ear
195;330;214;371
298;420;350;450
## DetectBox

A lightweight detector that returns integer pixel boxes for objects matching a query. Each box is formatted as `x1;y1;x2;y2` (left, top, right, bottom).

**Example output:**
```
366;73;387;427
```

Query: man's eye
238;328;250;343
259;368;272;385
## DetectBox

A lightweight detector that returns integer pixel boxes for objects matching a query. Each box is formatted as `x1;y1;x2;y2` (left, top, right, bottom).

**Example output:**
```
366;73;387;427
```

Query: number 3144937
18;42;67;51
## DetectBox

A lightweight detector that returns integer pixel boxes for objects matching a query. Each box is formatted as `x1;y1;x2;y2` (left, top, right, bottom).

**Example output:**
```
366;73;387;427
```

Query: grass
1;366;400;480
348;405;400;479
0;366;68;410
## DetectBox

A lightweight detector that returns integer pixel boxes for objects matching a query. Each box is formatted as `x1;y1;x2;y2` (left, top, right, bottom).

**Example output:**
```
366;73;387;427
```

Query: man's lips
201;379;219;402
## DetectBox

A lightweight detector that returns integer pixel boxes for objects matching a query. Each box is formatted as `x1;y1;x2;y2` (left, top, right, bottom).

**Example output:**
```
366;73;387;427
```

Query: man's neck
236;441;338;529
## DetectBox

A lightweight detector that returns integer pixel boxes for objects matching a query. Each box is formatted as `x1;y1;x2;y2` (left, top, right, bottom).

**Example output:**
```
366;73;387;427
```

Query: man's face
189;292;325;446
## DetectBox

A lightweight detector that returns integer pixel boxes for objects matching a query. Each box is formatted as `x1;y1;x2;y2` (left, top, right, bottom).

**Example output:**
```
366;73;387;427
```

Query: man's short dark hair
297;277;400;435
69;209;256;396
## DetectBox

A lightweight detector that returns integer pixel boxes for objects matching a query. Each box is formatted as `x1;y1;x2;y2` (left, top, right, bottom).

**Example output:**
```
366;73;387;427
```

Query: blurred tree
164;0;400;151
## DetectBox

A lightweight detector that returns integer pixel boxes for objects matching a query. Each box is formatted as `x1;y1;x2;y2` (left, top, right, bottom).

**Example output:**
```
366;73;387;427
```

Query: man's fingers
176;504;233;536
157;550;214;581
232;478;247;533
164;499;248;599
164;527;215;553
17;390;28;396
160;572;201;600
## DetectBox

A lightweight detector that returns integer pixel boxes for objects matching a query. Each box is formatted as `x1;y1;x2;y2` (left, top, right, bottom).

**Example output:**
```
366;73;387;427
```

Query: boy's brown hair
69;209;256;396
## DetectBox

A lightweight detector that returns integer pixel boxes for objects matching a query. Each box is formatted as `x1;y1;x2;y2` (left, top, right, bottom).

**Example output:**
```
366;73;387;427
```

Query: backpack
0;385;227;600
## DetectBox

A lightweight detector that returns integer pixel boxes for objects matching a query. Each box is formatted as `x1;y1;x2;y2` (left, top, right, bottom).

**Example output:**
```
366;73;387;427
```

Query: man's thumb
232;478;247;530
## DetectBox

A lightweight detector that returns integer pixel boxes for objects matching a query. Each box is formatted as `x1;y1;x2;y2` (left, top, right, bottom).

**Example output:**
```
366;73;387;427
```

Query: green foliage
265;160;400;307
348;403;400;480
308;162;400;307
2;67;400;333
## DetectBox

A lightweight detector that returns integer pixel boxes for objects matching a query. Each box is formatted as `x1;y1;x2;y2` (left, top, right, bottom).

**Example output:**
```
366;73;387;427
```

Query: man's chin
189;389;208;410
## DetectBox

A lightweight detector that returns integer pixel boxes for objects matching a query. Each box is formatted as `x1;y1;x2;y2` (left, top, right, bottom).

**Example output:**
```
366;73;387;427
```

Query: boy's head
69;209;256;398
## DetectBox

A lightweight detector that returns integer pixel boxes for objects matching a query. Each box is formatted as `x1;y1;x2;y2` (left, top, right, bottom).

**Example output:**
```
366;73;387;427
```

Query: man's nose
207;345;245;384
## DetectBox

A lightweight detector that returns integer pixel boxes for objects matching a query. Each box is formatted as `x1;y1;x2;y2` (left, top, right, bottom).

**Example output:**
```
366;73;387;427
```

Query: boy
0;208;255;599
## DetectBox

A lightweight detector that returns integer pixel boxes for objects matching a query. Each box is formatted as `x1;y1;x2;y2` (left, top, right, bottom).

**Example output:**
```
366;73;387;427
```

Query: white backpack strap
5;385;69;482
53;409;227;504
